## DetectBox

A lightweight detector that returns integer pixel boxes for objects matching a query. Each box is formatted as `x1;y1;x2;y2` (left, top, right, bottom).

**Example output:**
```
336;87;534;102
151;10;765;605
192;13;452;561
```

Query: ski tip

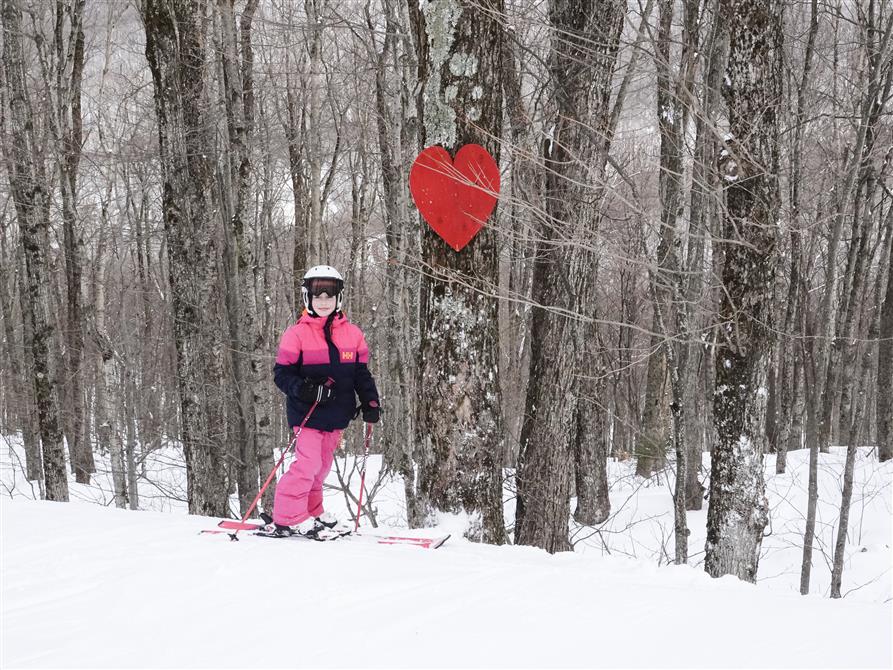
431;534;450;549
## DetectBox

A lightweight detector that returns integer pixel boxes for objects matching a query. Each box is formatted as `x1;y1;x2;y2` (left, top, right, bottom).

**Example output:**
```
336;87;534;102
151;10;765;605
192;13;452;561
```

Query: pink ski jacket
273;312;379;431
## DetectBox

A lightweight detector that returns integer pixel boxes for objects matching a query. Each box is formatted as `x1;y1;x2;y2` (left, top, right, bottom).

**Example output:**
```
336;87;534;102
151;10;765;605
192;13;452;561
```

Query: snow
2;434;891;668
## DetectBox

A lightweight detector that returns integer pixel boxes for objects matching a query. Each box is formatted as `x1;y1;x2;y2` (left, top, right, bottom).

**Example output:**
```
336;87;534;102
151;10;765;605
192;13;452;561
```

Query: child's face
314;293;337;317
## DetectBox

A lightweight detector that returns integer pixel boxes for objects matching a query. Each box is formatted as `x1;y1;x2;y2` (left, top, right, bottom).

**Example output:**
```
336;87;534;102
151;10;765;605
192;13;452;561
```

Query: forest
1;0;891;600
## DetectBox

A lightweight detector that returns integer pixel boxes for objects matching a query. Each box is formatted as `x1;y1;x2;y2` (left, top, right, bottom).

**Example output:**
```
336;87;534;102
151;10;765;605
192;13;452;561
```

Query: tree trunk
15;245;44;485
704;0;782;582
572;370;610;526
799;332;819;594
878;210;893;462
775;0;818;475
284;62;310;311
831;217;887;596
683;3;724;509
410;0;506;544
1;0;69;502
217;0;262;516
0;216;23;433
515;0;624;553
637;331;669;478
49;0;93;485
372;0;422;525
142;0;229;517
304;0;324;264
93;225;127;509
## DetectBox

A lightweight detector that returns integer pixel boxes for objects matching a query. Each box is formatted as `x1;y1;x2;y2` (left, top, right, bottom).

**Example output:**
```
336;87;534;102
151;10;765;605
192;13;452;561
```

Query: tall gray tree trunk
684;4;725;509
570;0;634;525
217;0;264;516
410;0;505;544
93;223;127;509
799;329;819;594
1;0;69;501
775;0;818;475
0;216;23;433
637;334;669;478
515;0;624;553
815;8;888;454
284;64;310;312
704;0;782;582
47;0;93;485
651;0;701;560
831;215;889;597
305;0;324;264
878;213;893;462
14;244;44;485
499;18;537;471
372;0;421;523
142;0;229;517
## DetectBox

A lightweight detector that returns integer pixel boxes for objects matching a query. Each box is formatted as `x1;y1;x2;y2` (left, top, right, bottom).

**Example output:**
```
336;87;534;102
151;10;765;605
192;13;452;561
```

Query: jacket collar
298;311;345;330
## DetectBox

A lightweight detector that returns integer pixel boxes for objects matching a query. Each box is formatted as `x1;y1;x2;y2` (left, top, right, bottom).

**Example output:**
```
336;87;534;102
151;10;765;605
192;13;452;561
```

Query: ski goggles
305;277;343;298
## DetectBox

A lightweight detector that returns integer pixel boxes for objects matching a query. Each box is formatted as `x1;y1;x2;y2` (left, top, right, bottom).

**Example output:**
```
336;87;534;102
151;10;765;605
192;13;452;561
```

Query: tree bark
878;209;893;462
93;221;127;509
285;62;310;312
411;0;506;544
1;0;69;501
515;0;624;552
684;2;724;508
831;212;888;596
48;0;93;485
15;243;44;485
217;0;265;516
142;0;229;517
0;215;23;433
704;0;782;582
799;328;819;594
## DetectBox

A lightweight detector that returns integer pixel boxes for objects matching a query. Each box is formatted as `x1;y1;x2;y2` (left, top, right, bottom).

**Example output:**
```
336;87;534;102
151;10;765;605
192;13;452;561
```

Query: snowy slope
0;499;889;668
2;432;892;668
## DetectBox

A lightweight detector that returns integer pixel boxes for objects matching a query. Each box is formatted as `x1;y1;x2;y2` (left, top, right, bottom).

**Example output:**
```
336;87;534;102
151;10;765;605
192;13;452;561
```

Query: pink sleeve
357;331;369;364
275;326;302;365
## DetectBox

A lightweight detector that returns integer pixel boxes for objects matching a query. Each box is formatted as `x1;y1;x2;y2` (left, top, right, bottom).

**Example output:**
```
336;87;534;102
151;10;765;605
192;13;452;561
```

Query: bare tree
35;0;94;484
704;0;782;582
1;0;69;501
515;0;624;553
367;0;422;521
141;0;229;516
409;0;506;544
879;209;893;462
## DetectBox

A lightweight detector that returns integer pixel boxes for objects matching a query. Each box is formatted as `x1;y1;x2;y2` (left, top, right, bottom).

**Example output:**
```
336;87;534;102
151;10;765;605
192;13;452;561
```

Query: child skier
269;264;380;538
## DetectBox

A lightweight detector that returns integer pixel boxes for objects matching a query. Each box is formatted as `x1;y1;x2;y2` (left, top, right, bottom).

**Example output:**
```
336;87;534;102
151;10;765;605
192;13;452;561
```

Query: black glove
297;377;335;404
361;399;381;424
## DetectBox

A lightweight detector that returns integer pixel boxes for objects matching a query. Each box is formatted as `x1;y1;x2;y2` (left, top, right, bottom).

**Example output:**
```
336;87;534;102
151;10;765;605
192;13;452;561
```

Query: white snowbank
2;433;891;667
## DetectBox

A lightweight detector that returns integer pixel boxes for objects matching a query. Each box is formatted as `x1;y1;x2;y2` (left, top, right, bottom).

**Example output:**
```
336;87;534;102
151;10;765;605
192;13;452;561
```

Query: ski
376;534;450;549
255;527;352;542
216;520;265;531
206;519;450;548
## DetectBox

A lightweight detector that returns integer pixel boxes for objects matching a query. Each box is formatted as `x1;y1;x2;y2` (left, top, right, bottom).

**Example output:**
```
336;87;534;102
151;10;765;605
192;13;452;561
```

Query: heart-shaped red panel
409;144;500;252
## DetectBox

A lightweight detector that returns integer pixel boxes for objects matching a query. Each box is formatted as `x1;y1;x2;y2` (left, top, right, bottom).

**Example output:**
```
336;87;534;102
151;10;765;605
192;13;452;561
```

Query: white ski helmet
301;265;345;315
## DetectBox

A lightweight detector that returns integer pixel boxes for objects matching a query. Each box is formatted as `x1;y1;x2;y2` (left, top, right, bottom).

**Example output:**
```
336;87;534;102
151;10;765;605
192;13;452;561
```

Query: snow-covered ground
2;433;891;668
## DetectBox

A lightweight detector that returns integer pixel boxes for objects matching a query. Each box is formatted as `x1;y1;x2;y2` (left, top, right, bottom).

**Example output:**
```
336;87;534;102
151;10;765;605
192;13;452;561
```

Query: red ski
204;520;450;549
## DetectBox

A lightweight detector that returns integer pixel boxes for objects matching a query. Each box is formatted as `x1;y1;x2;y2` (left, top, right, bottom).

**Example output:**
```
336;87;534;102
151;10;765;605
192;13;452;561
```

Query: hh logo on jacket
340;350;355;362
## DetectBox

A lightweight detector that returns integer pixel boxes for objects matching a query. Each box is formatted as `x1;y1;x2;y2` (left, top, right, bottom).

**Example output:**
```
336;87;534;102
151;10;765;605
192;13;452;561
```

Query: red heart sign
409;144;500;252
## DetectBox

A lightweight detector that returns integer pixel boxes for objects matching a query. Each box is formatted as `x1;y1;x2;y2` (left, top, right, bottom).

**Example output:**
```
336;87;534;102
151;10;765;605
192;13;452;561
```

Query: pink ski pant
272;427;342;526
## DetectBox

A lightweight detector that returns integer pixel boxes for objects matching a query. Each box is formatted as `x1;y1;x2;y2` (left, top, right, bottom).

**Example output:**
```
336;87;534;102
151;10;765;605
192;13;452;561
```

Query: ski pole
229;400;319;541
354;422;373;532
